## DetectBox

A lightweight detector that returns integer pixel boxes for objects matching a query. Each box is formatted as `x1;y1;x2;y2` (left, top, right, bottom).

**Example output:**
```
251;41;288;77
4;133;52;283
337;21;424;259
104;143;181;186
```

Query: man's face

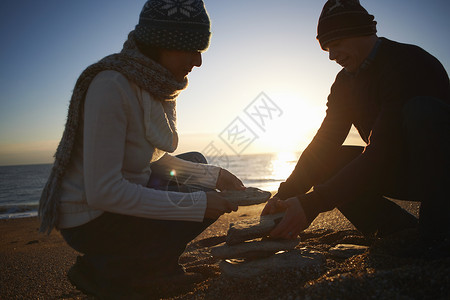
158;49;203;82
324;36;367;73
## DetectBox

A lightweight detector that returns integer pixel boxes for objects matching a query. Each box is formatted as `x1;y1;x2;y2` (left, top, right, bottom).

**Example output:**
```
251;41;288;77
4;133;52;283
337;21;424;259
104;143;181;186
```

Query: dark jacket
277;37;450;223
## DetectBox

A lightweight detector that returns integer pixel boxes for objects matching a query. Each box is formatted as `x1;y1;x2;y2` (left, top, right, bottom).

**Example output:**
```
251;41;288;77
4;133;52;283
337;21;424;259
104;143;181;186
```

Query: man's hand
216;168;245;191
267;197;310;240
205;191;238;219
261;196;285;216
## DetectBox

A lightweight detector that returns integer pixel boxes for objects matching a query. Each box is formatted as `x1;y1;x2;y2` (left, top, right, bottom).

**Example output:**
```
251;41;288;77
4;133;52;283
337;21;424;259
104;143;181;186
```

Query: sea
0;152;299;220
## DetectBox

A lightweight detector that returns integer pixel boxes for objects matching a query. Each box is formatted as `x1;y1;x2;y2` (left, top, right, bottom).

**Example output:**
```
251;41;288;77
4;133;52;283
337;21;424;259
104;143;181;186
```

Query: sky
0;0;449;166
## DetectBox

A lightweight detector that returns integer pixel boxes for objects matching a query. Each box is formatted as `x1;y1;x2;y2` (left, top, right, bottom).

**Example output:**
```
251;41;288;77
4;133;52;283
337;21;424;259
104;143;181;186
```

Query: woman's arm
153;154;245;191
151;153;220;188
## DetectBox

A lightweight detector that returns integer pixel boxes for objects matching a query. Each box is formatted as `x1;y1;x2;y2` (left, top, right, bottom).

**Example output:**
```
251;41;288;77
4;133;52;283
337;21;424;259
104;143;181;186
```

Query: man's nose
192;52;202;67
328;49;337;61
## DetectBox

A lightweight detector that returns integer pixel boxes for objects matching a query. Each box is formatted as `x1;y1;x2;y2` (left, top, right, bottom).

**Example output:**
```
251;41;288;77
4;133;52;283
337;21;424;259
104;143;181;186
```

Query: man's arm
277;75;353;200
296;56;434;220
266;71;402;236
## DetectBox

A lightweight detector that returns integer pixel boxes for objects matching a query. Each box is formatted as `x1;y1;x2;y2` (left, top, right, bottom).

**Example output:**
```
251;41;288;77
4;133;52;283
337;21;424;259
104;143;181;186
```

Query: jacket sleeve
297;44;450;223
277;74;352;200
298;63;413;221
83;73;206;222
151;153;220;189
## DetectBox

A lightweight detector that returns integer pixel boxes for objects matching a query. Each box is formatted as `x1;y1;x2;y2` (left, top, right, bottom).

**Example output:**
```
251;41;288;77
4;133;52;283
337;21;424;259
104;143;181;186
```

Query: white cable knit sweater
58;70;220;229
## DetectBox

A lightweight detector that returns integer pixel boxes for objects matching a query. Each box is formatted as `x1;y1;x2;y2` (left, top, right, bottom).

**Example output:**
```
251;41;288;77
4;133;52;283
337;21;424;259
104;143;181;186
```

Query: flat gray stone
211;238;300;259
219;248;325;278
226;213;285;245
329;244;369;258
220;187;271;206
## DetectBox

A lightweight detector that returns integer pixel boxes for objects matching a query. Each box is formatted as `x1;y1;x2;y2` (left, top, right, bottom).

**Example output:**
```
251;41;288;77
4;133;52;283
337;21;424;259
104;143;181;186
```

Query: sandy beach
1;201;449;300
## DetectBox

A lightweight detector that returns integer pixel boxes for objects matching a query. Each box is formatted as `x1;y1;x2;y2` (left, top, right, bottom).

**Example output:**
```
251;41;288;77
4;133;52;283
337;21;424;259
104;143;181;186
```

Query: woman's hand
216;168;245;191
205;191;238;219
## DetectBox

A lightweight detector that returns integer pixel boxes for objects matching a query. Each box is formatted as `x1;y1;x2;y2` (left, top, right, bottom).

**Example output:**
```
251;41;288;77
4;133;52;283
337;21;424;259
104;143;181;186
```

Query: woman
39;0;244;297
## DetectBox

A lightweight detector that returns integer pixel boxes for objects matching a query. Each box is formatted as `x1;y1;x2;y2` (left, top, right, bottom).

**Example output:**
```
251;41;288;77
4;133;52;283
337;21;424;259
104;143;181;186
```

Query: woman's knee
176;151;208;164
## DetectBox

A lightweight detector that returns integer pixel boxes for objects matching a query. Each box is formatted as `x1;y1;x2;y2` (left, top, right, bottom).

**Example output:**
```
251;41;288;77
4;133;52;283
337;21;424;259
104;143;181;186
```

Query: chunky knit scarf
39;31;188;234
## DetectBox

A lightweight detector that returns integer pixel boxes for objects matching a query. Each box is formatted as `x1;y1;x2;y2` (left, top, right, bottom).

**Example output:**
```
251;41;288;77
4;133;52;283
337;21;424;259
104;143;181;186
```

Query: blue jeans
335;97;450;239
61;152;215;283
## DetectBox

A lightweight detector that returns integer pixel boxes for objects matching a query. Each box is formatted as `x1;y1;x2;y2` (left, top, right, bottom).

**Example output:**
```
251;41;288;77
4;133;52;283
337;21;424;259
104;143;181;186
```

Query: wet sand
1;201;449;299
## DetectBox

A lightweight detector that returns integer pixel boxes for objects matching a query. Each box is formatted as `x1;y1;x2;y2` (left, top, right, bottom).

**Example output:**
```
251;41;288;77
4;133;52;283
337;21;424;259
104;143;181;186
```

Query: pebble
220;187;271;206
329;244;369;258
226;213;285;245
219;249;325;278
211;238;301;259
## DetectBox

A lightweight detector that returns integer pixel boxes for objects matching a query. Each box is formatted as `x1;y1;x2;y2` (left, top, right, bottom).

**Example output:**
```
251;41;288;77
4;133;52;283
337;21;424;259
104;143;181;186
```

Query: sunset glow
0;1;448;166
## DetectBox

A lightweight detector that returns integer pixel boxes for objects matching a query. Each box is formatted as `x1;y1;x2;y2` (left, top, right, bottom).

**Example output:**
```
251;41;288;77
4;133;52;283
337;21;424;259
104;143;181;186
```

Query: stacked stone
219;187;272;207
211;212;325;278
212;188;369;277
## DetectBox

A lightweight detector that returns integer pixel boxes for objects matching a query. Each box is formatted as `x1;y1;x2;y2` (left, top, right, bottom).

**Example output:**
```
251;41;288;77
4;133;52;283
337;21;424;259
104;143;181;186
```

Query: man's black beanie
317;0;377;50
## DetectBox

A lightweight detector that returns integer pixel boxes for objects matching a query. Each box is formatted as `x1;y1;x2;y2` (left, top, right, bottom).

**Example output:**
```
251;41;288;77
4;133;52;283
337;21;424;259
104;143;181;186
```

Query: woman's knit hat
135;0;211;52
317;0;377;50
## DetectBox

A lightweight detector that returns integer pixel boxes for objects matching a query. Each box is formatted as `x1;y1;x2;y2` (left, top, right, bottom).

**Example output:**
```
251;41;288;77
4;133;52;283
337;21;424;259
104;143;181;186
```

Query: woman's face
158;50;203;82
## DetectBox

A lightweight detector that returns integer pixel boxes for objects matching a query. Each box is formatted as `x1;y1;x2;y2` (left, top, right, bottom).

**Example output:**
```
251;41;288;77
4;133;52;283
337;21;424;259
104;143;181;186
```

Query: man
262;0;450;244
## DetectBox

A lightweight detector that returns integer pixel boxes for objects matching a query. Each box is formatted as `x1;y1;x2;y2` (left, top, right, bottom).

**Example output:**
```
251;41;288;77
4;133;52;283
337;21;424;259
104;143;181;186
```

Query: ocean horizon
0;152;299;220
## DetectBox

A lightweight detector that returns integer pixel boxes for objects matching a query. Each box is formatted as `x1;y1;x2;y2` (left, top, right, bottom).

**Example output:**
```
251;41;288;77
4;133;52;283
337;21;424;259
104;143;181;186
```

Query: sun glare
270;151;297;181
256;92;325;154
253;151;298;192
